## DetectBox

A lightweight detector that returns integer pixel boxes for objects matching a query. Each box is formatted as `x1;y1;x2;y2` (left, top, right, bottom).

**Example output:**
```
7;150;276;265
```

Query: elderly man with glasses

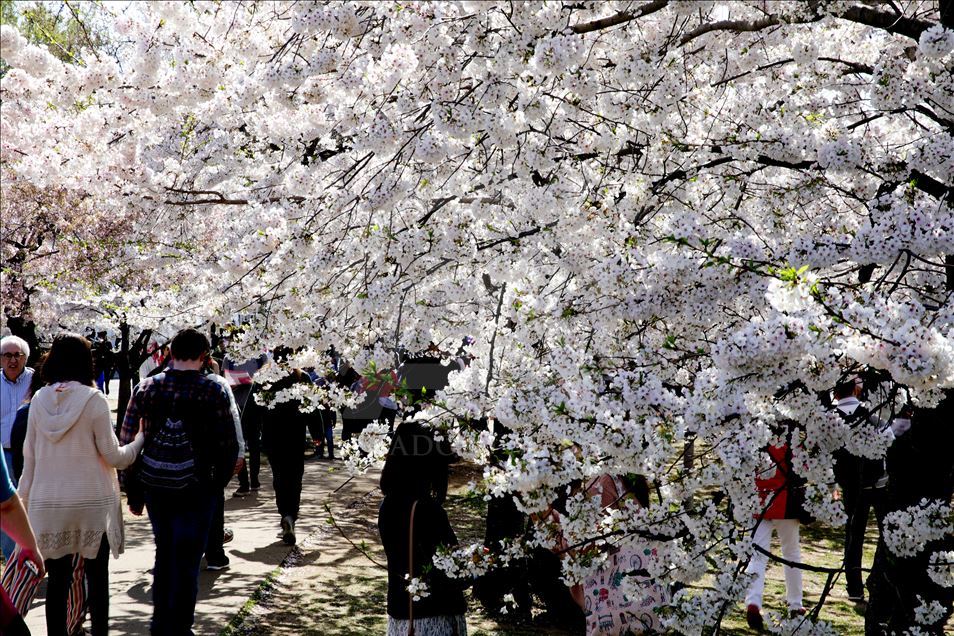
1;335;34;560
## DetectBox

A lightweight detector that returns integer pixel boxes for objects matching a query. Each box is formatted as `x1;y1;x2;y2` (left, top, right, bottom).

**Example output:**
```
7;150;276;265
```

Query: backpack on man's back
136;371;238;494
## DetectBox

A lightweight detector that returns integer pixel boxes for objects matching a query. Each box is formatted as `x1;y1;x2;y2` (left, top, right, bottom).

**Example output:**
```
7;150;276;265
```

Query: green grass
718;521;873;634
219;565;283;636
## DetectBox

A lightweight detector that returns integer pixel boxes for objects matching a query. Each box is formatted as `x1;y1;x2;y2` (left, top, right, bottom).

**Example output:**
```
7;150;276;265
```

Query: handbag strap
407;499;419;636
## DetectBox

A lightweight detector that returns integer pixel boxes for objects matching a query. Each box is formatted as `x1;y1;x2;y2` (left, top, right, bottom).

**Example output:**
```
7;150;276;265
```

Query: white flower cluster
340;420;391;476
802;482;847;526
883;500;953;558
926;550;954;589
403;575;430;602
913;595;949;626
530;34;584;74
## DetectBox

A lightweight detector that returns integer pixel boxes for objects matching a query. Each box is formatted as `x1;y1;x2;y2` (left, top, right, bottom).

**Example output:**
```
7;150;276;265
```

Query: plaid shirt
119;370;243;486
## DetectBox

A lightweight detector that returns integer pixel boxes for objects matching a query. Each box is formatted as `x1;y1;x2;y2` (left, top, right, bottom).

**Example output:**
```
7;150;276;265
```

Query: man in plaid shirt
119;328;243;635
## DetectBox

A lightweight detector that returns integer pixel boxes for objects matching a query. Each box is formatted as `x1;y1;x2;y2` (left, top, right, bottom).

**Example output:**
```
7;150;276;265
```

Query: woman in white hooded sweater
18;333;144;636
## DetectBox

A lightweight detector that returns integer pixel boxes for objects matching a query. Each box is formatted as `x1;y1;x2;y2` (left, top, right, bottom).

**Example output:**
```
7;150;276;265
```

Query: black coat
378;495;467;620
833;404;888;492
11;403;29;481
257;370;313;457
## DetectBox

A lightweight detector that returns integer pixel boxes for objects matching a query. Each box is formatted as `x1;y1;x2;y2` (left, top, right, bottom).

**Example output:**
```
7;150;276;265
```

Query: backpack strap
408;499;418;636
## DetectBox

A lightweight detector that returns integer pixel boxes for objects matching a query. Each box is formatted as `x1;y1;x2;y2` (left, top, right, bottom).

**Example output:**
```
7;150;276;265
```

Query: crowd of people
0;329;471;635
0;329;948;635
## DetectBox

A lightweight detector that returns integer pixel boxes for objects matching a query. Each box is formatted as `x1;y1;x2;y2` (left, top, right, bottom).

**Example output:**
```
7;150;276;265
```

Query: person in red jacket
745;420;808;630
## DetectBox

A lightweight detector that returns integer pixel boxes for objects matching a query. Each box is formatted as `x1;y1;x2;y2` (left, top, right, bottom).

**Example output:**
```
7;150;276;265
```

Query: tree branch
569;0;669;34
679;16;782;46
838;4;935;40
63;0;101;62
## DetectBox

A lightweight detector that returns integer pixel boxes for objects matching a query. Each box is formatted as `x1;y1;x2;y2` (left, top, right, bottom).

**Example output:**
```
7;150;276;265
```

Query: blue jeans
145;487;217;635
1;449;16;561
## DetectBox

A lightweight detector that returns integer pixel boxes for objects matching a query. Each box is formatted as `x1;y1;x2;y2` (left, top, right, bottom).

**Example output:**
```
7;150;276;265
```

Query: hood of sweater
31;382;100;443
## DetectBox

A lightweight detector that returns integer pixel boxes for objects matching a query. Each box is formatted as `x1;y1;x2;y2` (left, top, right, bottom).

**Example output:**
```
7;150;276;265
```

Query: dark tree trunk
5;316;41;367
114;321;153;433
115;321;132;433
866;392;954;634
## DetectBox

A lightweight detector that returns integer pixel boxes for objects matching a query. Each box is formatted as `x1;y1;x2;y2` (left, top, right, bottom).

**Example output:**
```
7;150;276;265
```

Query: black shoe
281;515;296;545
205;556;230;571
232;487;250;498
250;483;261;492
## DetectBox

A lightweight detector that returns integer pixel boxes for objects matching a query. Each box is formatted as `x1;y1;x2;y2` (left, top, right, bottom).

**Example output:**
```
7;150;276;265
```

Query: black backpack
834;404;888;490
140;375;238;492
140;408;198;491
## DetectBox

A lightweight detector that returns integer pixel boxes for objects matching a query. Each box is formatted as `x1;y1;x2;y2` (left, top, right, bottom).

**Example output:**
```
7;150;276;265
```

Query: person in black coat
378;421;467;636
832;378;899;604
259;365;315;546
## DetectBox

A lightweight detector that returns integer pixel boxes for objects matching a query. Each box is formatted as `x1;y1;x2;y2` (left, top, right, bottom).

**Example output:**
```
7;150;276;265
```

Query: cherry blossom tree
2;1;952;631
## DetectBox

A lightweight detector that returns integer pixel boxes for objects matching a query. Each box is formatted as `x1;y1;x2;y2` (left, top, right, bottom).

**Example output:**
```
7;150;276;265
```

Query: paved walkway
23;382;376;636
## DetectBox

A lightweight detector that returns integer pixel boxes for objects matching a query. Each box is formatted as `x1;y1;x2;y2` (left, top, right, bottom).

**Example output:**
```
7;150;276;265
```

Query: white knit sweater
18;382;144;560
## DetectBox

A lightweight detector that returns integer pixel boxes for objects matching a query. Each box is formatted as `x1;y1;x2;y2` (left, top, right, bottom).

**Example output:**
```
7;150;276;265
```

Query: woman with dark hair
378;421;467;636
17;333;145;636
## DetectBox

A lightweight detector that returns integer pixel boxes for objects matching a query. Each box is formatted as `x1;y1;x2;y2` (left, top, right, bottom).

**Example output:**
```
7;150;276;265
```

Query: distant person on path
744;420;808;630
120;328;240;635
378;421;467;636
10;369;45;483
371;366;399;433
259;348;312;545
1;335;34;561
337;359;373;442
306;365;337;460
92;333;115;396
18;333;145;636
200;353;246;572
833;378;908;607
225;350;269;497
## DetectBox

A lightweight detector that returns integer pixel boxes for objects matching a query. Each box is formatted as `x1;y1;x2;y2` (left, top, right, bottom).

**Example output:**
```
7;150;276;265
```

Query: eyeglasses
2;352;26;361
